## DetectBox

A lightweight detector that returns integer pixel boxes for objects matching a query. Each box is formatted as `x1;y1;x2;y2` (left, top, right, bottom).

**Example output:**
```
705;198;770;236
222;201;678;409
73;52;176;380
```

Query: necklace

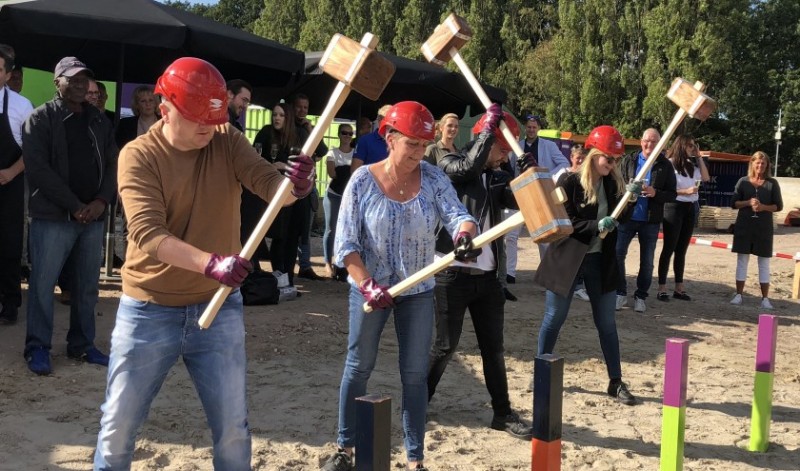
384;163;408;196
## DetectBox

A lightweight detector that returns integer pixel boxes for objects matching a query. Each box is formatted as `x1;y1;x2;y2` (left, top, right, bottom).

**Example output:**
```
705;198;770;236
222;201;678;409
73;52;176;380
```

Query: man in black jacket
427;104;532;438
22;57;118;375
615;128;677;313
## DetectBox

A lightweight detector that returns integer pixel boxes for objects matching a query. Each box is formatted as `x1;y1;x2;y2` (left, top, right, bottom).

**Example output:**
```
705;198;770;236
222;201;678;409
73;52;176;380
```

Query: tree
298;0;350;50
393;0;444;60
252;0;305;47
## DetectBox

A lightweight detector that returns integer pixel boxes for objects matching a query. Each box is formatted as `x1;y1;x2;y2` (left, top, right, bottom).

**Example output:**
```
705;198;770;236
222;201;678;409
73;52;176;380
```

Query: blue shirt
632;152;652;222
334;162;476;295
353;131;388;165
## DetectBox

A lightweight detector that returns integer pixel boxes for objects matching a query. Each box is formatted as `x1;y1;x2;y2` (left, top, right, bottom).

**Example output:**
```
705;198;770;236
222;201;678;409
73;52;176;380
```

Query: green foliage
252;0;305;46
298;0;350;50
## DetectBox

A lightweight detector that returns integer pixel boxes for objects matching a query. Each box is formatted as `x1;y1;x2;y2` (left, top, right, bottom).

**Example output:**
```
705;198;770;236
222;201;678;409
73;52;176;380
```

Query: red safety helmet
584;125;625;156
471;111;520;151
154;57;228;125
378;101;436;141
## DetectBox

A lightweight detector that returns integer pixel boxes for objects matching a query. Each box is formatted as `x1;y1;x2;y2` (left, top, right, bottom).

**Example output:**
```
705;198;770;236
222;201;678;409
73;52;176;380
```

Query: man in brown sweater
93;58;315;471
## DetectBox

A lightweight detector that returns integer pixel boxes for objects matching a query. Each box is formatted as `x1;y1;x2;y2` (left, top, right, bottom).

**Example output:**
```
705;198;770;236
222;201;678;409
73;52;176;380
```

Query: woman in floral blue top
322;102;477;471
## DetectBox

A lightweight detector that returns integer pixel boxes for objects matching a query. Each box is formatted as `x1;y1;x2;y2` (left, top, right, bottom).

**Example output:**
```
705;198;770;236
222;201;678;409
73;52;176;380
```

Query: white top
325;147;354;167
675;166;701;203
0;86;34;147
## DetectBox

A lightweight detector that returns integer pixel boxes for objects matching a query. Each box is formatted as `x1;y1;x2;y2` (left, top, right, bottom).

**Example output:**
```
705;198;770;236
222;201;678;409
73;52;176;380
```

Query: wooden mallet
599;78;716;238
199;32;395;328
363;168;572;312
419;13;570;239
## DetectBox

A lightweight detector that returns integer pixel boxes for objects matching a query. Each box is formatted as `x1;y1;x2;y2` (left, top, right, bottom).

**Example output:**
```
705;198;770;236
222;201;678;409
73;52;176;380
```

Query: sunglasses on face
602;154;622;164
340;131;353;136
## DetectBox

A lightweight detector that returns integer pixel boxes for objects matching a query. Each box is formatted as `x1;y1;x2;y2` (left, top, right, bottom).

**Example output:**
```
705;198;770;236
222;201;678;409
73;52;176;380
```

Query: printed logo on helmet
209;98;223;111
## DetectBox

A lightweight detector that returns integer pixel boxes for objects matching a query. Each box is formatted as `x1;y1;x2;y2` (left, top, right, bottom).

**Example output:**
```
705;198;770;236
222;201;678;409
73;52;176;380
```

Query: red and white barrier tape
657;233;800;261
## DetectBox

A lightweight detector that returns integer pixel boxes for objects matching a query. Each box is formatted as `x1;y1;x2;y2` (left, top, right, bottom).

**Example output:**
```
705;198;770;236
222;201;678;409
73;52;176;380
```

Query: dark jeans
25;219;103;356
322;187;342;265
658;202;695;285
538;253;622;380
427;269;511;416
615;220;659;299
0;174;24;308
270;196;308;285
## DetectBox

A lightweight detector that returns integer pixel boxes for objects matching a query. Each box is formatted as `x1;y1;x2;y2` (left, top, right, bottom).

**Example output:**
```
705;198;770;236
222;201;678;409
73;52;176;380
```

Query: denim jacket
22;98;118;221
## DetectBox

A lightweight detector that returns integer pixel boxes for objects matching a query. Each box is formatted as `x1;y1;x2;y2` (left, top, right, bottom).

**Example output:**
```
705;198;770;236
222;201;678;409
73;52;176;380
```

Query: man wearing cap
93;57;315;471
0;44;34;326
22;56;117;375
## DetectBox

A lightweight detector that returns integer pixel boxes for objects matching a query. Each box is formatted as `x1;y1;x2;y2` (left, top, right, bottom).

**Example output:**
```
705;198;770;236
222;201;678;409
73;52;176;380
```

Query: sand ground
0;226;798;470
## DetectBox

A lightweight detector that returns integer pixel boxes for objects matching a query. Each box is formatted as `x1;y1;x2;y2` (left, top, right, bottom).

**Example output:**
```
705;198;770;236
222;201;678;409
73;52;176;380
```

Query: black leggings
658;202;695;285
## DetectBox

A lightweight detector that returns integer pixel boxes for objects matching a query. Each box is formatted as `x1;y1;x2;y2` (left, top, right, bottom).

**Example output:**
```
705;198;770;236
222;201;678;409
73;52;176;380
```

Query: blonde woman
535;126;640;406
423;112;459;165
730;151;783;308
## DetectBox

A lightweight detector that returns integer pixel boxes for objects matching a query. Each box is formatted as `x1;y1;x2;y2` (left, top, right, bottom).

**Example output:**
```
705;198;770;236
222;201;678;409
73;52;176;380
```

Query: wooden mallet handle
199;33;384;329
363;212;525;312
599;80;713;239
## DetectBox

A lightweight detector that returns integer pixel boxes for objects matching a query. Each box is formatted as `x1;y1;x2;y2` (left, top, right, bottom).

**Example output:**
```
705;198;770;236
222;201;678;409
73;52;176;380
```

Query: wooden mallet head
319;33;395;101
667;78;715;121
510;170;573;243
421;13;472;66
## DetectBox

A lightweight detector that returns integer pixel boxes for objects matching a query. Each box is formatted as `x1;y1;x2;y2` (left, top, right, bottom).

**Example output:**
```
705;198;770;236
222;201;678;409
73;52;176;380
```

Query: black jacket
536;172;633;294
619;151;677;224
22;98;118;221
436;131;518;280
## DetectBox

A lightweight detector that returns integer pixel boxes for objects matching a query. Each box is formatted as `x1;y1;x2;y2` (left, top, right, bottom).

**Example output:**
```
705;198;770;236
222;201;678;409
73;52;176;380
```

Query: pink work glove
204;253;253;288
481;103;504;134
287;153;315;198
359;277;394;310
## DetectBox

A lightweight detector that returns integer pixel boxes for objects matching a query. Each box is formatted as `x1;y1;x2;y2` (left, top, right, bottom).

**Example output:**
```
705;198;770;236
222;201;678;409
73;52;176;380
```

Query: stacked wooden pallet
697;206;737;231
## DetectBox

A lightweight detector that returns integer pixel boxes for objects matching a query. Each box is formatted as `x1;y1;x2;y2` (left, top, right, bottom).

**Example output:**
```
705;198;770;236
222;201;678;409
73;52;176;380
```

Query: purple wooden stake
663;338;690;408
755;315;778;373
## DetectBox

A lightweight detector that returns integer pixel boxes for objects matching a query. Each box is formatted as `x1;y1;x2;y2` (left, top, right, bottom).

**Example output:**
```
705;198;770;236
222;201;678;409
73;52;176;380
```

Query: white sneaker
615;295;627;310
760;297;774;310
574;288;590;302
730;293;743;305
634;297;646;313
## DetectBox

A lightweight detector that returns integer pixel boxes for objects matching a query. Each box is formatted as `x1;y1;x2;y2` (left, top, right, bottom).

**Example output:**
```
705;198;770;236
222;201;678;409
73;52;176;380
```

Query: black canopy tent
0;0;305;276
0;0;304;86
253;50;507;120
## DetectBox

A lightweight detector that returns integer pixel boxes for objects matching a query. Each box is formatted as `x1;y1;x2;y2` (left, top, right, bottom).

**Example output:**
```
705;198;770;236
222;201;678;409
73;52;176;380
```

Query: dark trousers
427;269;511;416
0;175;24;308
658;202;696;285
269;196;308;286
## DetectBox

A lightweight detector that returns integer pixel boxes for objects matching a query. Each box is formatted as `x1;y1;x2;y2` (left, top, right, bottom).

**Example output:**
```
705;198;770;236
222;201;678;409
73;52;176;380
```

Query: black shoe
504;287;517;302
656;292;670;302
506;274;516;284
608;380;637;405
672;291;691;301
321;448;353;471
298;267;325;281
0;305;18;325
68;347;110;367
490;411;533;439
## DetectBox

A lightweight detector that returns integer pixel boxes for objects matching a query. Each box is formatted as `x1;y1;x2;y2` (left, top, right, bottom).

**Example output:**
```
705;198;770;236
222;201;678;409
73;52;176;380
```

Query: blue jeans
25;219;103;356
538;253;622;380
298;187;317;270
94;291;250;471
322;188;342;264
615;220;659;299
337;286;434;462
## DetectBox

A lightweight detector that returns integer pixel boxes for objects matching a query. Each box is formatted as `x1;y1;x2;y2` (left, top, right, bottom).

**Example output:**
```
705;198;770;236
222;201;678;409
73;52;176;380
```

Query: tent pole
102;44;124;280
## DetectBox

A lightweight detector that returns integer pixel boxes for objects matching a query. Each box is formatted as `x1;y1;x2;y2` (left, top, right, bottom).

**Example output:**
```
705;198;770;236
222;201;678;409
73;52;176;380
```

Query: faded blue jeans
322;187;342;265
25;219;103;357
538;253;622;380
337;285;434;462
615;220;660;300
94;291;250;471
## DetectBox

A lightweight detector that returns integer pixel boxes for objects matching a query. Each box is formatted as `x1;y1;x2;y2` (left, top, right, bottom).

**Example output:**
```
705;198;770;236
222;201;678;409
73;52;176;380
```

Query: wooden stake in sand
660;338;690;471
355;394;392;471
749;314;779;452
531;354;563;471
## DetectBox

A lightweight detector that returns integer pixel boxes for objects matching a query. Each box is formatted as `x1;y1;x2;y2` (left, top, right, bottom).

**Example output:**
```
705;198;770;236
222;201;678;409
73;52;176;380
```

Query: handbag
241;271;280;305
534;236;589;298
